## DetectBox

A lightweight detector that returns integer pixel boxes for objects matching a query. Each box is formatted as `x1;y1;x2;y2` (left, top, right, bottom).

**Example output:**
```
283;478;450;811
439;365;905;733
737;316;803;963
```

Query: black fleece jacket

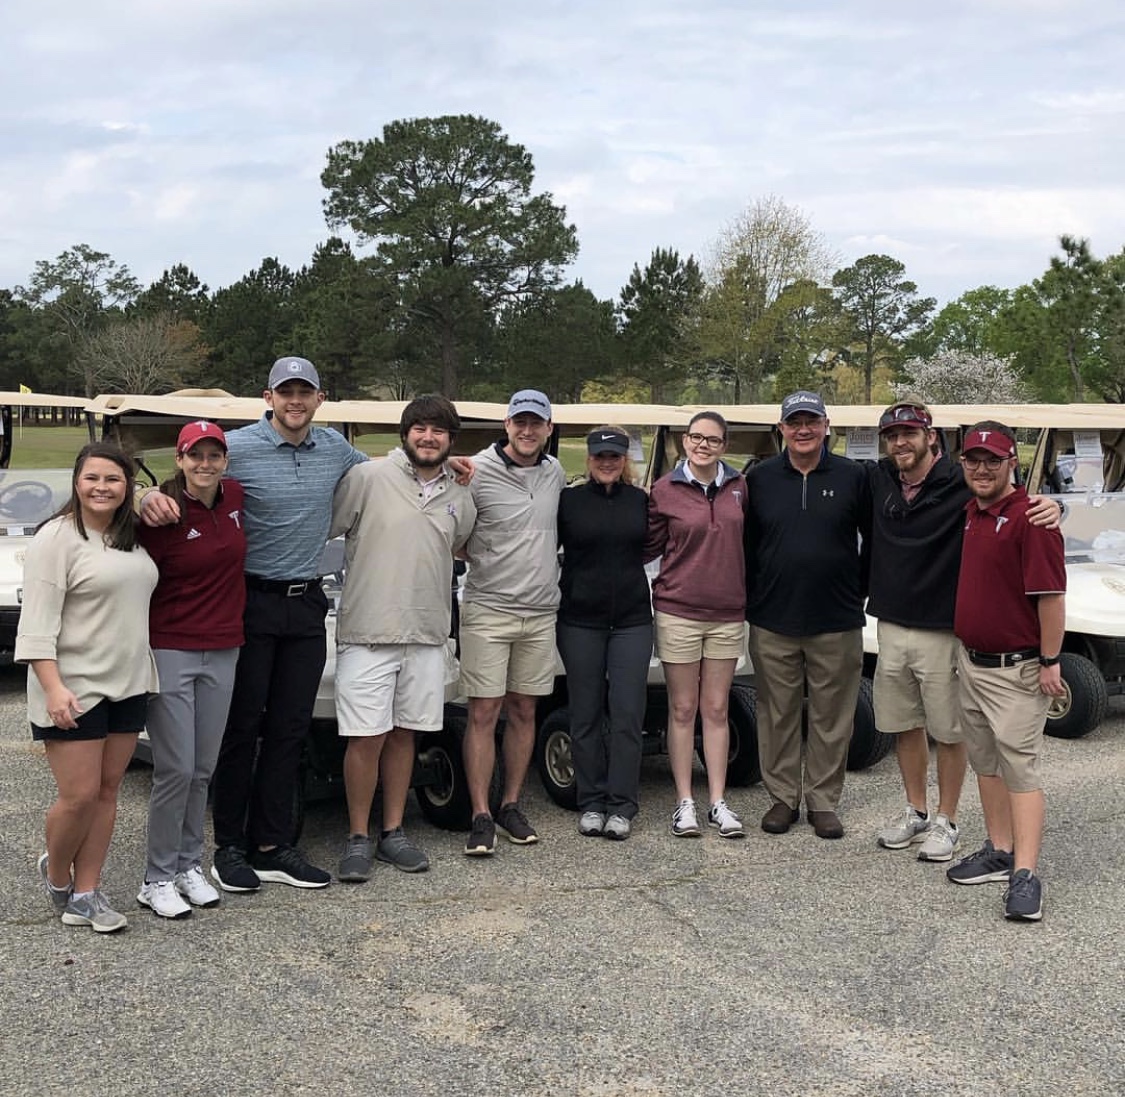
744;450;871;637
557;479;653;629
865;453;971;631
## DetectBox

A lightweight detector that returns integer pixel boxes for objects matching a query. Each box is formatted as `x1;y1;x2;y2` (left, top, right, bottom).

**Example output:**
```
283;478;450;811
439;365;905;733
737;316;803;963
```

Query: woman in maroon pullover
645;411;748;840
136;422;247;918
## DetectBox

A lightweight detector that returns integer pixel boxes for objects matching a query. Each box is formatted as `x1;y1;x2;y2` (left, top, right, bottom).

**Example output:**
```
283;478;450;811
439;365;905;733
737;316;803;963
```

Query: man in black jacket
869;402;969;862
745;391;872;840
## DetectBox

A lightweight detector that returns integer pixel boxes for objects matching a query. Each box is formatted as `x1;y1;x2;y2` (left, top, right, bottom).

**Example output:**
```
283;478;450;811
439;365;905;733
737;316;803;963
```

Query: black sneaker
946;840;1013;885
464;813;496;857
210;846;261;893
1004;869;1044;921
250;845;331;889
496;802;539;845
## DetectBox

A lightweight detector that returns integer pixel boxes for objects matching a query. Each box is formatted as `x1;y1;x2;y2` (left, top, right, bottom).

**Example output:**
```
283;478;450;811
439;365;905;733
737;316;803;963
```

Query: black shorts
31;693;149;742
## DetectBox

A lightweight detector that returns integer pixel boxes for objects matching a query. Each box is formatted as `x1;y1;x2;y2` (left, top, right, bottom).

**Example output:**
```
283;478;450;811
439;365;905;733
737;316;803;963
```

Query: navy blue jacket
744;450;871;637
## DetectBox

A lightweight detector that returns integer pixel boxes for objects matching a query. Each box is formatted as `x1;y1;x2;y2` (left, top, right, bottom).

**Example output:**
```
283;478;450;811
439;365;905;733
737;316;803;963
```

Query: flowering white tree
895;350;1028;404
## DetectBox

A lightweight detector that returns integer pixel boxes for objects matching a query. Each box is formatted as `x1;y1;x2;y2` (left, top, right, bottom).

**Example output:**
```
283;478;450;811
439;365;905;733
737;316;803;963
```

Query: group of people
19;361;1067;932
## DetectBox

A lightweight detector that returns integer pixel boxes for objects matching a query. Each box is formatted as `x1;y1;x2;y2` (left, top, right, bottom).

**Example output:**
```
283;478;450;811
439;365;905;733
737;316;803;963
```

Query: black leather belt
966;647;1039;668
246;575;321;597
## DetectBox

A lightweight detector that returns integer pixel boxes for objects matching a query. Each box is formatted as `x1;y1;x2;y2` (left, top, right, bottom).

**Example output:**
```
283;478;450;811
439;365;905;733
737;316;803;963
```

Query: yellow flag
18;383;31;393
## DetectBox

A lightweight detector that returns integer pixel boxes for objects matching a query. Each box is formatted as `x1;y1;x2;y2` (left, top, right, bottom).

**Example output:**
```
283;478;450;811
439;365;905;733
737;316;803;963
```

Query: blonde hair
586;424;637;486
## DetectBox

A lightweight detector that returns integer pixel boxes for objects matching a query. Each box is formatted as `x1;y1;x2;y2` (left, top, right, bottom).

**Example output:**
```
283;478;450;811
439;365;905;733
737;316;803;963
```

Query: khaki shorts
957;646;1048;793
336;642;447;735
872;621;962;743
654;611;746;664
458;603;559;698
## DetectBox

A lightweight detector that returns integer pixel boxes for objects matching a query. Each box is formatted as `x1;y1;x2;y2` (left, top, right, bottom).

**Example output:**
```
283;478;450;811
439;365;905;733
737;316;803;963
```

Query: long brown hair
45;442;139;550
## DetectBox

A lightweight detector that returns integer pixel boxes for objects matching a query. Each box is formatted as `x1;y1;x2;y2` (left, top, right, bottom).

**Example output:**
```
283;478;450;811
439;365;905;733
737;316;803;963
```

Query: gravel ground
1;662;1122;1097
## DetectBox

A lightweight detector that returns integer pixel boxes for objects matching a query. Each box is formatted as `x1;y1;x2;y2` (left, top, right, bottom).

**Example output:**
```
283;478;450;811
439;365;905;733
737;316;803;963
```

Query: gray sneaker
578;811;607;837
877;806;931;849
375;827;430;873
337;834;374;883
603;815;632;840
1004;869;1044;921
37;853;70;914
61;890;128;933
917;814;961;862
946;840;1013;885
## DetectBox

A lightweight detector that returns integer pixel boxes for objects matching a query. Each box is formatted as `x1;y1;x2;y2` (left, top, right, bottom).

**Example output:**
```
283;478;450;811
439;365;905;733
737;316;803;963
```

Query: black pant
212;585;329;849
556;621;652;819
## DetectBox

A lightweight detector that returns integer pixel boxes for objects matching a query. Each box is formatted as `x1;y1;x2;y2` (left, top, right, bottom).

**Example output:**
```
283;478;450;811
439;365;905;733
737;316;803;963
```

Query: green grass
5;425;597;483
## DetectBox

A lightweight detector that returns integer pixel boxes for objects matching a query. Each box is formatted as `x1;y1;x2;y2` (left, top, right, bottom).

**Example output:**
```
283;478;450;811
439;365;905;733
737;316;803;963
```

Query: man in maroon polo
947;421;1066;921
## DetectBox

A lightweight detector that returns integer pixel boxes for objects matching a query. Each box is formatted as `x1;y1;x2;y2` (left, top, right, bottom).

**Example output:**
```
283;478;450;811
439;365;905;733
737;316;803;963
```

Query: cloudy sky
4;0;1124;307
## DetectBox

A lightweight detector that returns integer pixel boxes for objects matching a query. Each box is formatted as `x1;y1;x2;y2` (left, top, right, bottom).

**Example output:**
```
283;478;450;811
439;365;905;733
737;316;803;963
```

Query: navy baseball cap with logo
506;389;552;420
586;429;629;456
268;356;321;391
780;390;827;420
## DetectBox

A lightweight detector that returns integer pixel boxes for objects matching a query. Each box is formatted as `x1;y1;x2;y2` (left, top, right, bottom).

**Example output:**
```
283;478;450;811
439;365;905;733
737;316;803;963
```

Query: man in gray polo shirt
143;357;368;891
460;389;565;856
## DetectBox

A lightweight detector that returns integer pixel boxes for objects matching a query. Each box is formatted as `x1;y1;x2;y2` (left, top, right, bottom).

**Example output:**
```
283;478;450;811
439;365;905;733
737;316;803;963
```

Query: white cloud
2;0;1125;308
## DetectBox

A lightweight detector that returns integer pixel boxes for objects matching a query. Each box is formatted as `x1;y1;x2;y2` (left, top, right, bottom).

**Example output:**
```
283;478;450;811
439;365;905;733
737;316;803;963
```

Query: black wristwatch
1039;654;1061;667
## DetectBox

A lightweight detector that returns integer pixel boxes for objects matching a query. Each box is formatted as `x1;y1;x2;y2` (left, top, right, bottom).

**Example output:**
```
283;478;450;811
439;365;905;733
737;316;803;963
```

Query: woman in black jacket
556;427;653;840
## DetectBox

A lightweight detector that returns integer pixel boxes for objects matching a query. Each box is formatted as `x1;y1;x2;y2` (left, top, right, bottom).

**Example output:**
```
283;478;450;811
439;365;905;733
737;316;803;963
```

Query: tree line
1;115;1122;405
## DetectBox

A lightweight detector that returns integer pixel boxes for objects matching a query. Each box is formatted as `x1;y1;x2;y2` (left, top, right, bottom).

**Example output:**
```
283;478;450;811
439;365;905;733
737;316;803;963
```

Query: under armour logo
823;489;834;497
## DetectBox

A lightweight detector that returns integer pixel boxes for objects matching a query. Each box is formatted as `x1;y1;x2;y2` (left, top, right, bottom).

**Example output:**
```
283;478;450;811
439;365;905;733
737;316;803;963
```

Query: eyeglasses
879;404;932;430
685;432;725;448
961;454;1006;471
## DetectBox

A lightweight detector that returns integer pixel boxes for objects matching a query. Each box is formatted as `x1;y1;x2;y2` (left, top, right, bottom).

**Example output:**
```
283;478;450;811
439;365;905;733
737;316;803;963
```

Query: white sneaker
917;814;961;862
137;880;192;920
603;815;632;840
708;799;746;839
877;805;931;849
578;811;607;837
175;866;221;908
671;798;701;837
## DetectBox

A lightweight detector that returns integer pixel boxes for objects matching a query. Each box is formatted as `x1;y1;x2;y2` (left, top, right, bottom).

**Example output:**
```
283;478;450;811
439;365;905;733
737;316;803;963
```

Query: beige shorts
458;603;559;698
335;642;447;735
872;621;962;743
956;646;1048;793
654;611;746;665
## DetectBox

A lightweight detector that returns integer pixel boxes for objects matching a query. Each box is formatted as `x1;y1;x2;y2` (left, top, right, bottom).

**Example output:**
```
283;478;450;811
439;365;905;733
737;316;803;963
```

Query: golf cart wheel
846;677;893;770
696;683;761;786
535;706;578;811
1045;652;1108;739
415;721;472;830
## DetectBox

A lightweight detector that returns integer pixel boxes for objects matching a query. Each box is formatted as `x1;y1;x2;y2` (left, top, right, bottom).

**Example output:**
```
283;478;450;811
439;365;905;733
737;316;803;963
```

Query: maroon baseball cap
878;402;933;433
962;428;1016;459
177;420;228;455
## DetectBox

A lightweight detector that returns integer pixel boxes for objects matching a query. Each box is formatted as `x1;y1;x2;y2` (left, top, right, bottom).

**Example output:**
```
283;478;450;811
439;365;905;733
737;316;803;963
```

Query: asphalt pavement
1;661;1123;1097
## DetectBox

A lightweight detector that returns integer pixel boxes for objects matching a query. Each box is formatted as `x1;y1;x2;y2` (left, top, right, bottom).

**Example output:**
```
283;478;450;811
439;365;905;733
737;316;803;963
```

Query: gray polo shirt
225;413;368;579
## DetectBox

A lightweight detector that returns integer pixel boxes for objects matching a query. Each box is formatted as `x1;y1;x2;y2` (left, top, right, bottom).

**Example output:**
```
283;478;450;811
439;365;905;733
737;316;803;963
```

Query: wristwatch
1039;654;1061;667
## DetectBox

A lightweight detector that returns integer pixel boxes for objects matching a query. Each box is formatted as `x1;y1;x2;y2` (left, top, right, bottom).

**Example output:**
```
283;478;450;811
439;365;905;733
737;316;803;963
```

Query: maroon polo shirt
954;486;1065;653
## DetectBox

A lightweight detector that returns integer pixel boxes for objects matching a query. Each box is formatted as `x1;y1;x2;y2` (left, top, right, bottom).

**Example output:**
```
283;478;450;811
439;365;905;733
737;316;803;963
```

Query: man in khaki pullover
329;395;476;880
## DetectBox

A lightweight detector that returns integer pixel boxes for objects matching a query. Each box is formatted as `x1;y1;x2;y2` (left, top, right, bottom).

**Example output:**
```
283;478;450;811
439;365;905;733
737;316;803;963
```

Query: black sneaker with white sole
210;846;261;893
250;845;331;889
1004;869;1044;921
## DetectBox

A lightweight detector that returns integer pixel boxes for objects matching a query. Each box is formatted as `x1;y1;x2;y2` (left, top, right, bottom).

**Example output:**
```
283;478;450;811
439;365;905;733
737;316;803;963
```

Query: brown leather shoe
761;802;800;834
808;810;844;839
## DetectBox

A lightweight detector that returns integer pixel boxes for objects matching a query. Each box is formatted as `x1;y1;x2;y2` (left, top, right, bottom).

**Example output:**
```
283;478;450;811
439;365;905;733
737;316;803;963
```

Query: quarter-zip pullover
644;460;747;622
744;450;871;636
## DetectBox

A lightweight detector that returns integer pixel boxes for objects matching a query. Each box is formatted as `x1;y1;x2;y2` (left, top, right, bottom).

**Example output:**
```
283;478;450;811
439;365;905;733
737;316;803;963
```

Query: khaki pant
748;626;863;812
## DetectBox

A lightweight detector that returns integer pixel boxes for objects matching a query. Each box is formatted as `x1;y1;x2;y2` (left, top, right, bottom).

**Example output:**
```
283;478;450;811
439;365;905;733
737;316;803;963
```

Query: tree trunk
1066;337;1084;401
864;333;875;403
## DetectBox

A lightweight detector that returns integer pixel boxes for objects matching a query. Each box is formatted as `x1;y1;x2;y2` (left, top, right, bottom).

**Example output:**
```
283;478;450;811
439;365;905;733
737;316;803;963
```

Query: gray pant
146;648;240;881
556;622;652;819
748;626;863;813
